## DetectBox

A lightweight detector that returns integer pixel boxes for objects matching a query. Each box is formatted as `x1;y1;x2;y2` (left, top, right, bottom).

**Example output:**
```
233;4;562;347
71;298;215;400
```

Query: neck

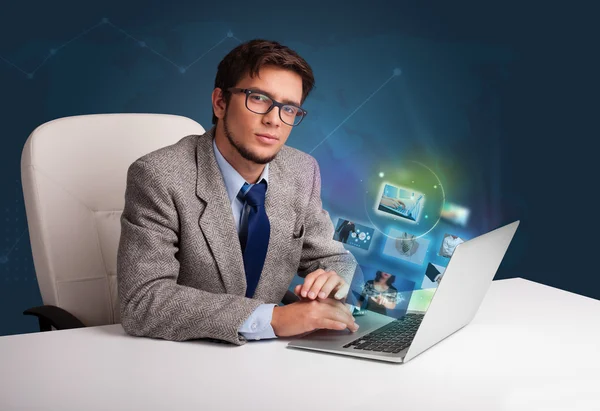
214;125;265;184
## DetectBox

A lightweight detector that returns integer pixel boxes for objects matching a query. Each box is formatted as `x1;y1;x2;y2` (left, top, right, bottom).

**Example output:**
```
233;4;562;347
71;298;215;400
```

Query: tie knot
241;181;267;207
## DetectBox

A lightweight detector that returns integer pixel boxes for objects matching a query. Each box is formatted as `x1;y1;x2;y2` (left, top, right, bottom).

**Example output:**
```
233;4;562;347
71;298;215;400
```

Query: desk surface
1;278;599;411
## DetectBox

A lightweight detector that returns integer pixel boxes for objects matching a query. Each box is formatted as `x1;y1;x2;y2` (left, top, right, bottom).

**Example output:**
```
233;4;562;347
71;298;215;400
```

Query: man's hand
380;196;406;209
271;298;359;337
296;268;349;301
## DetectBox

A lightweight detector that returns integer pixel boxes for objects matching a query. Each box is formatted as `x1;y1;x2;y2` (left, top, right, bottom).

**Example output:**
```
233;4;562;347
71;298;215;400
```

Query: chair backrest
21;113;205;326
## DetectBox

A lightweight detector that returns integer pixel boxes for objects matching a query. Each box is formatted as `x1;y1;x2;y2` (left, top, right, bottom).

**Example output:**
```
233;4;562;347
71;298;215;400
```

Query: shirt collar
212;137;269;204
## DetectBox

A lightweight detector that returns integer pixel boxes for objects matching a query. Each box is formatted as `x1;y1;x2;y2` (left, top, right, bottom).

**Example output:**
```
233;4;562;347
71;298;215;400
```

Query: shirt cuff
239;303;277;340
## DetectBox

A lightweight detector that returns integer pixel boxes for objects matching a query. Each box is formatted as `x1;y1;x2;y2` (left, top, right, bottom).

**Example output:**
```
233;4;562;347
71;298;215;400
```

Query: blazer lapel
195;127;246;295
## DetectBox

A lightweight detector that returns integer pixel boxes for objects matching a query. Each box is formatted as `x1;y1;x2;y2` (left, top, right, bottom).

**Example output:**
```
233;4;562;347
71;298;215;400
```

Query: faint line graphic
0;18;242;78
1;228;27;263
309;68;401;154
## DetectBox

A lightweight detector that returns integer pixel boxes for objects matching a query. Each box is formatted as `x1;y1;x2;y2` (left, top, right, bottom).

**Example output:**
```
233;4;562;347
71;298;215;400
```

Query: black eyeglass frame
227;87;308;126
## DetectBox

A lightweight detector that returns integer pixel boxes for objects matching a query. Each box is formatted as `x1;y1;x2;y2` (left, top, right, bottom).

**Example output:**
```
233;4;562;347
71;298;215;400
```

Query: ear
212;88;227;120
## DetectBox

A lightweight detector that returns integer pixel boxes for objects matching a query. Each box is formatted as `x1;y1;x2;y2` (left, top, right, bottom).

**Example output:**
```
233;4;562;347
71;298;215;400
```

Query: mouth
255;133;279;145
256;133;278;140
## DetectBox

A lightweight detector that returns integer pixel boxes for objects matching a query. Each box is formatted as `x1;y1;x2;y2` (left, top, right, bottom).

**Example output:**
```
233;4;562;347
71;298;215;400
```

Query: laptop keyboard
343;313;424;354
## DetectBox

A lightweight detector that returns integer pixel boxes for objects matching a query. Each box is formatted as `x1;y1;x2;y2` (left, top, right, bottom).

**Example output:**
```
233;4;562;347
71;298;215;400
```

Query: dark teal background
1;1;596;336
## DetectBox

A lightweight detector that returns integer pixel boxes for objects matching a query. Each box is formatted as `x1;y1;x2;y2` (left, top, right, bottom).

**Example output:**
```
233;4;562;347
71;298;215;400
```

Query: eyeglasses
227;87;307;126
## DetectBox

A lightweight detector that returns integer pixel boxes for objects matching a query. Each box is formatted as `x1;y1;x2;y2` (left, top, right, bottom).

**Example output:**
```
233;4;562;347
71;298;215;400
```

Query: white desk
1;278;599;411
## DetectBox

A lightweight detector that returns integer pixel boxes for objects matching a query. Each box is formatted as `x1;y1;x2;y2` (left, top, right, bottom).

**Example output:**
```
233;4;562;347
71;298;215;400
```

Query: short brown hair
212;39;315;125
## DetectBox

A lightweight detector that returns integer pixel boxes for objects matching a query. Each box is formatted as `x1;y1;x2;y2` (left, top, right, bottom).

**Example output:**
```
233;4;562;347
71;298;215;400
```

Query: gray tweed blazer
117;126;357;345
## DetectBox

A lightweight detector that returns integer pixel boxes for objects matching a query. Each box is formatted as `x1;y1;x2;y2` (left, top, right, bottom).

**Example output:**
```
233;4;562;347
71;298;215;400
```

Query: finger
318;275;342;300
300;269;325;298
333;282;350;300
316;318;349;331
317;308;358;332
308;272;331;299
294;285;313;301
331;307;359;331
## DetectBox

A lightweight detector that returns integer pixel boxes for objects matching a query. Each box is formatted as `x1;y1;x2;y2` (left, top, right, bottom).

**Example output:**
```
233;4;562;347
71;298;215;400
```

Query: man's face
217;65;303;164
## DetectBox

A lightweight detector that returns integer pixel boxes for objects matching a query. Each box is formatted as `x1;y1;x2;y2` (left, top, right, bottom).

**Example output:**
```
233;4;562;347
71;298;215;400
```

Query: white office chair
20;113;206;331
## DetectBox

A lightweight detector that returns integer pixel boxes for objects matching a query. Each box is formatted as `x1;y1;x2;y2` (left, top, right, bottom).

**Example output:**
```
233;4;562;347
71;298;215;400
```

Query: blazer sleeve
297;157;358;286
117;159;264;345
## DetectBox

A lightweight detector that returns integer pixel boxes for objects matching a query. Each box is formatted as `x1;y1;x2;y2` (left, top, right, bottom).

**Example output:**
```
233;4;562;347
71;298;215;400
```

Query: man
440;234;464;258
117;39;360;345
335;220;356;244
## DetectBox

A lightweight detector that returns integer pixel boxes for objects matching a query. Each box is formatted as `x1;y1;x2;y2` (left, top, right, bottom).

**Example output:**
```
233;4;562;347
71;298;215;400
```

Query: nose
262;105;282;127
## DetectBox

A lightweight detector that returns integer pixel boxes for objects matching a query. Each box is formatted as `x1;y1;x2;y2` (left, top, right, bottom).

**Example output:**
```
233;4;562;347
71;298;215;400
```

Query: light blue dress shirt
212;138;278;341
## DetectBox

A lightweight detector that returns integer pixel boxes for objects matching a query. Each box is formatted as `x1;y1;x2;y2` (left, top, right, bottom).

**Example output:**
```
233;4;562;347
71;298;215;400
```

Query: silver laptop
287;220;520;363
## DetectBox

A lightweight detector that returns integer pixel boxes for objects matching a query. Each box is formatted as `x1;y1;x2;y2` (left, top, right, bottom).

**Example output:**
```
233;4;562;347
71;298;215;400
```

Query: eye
250;93;269;102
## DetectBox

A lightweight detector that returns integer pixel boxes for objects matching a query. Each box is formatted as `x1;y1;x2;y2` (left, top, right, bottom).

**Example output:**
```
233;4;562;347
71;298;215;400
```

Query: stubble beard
223;109;279;165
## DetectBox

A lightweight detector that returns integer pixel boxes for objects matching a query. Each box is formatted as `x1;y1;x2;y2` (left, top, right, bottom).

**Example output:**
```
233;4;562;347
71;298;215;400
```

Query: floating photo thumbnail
423;262;447;288
382;228;430;266
377;184;425;222
347;264;415;319
407;289;436;313
440;202;470;227
333;219;374;250
438;233;465;258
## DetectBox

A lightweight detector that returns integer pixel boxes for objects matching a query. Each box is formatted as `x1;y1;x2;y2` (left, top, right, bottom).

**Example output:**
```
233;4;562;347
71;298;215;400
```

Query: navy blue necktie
239;181;270;298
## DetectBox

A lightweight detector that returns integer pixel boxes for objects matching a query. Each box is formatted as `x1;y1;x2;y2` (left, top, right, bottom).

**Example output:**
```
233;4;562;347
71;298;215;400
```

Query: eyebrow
248;87;301;107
